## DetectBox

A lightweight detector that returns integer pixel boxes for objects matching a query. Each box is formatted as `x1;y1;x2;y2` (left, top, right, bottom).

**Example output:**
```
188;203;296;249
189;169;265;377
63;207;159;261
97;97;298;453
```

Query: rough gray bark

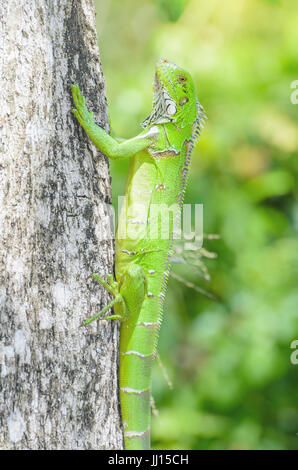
0;0;123;449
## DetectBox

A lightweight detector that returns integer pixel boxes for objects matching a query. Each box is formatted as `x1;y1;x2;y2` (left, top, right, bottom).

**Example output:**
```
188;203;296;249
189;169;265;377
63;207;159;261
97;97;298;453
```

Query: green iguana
71;59;205;450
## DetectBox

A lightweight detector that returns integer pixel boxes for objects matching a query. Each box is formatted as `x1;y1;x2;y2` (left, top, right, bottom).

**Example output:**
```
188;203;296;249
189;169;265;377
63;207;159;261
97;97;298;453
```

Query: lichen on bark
0;0;123;449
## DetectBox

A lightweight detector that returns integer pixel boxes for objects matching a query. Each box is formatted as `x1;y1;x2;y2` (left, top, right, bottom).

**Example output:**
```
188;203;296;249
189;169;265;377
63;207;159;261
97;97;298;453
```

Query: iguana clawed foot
82;265;147;326
82;273;124;326
71;84;94;128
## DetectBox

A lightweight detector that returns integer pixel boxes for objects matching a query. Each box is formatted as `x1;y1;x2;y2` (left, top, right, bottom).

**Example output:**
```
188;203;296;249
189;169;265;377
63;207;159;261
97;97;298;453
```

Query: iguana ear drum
179;97;189;106
167;102;177;115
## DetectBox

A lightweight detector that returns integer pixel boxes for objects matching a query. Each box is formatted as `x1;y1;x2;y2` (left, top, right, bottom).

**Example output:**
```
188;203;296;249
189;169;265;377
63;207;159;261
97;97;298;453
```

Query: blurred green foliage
94;0;298;449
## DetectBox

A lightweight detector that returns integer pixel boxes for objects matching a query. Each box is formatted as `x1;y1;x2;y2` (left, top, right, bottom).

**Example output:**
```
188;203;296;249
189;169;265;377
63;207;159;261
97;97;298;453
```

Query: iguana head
141;59;199;129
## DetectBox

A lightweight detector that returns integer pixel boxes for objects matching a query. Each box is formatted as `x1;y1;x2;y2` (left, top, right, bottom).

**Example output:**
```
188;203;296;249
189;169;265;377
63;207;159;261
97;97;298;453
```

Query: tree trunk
0;0;123;449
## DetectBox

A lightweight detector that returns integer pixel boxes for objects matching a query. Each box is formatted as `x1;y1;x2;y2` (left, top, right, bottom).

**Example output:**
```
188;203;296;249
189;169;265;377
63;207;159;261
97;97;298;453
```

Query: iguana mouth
141;72;177;128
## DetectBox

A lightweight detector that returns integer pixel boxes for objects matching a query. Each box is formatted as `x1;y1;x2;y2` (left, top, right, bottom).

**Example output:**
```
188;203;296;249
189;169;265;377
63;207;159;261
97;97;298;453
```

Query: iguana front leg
71;84;158;160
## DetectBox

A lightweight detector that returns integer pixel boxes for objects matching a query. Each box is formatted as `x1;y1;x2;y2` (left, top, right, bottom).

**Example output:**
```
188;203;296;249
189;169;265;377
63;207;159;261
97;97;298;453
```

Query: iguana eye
178;75;187;83
179;97;189;106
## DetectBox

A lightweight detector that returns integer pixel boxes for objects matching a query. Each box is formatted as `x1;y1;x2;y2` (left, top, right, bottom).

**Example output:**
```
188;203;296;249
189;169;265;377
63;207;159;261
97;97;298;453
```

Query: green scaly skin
71;59;205;450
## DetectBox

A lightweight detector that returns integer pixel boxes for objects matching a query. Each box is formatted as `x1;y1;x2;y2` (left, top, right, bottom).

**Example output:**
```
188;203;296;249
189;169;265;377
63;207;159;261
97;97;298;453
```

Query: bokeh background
94;0;298;450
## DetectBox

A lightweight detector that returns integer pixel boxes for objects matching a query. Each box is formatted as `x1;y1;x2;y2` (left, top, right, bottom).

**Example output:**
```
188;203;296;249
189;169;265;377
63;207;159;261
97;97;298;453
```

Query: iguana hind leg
82;265;147;326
